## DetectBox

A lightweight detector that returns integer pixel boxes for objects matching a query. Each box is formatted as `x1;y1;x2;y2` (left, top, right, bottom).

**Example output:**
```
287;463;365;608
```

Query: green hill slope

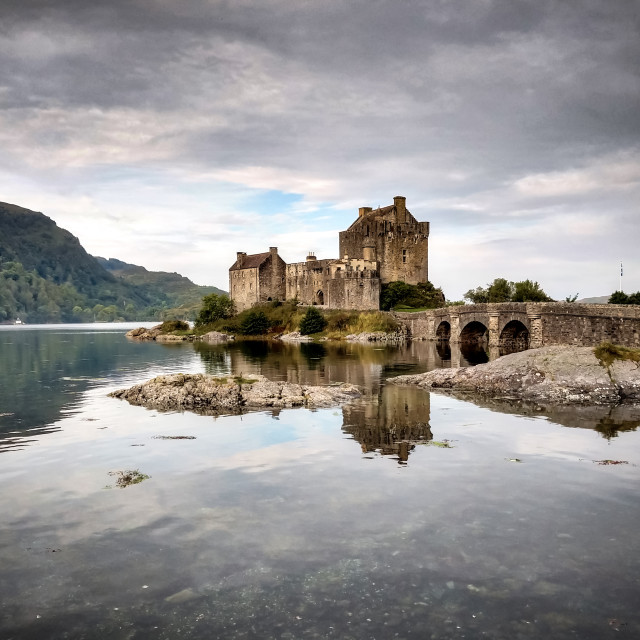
95;257;225;316
0;202;224;323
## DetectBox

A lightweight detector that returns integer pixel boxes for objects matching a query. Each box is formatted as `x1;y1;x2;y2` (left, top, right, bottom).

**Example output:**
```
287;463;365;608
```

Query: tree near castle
299;307;328;335
195;293;235;327
464;279;553;304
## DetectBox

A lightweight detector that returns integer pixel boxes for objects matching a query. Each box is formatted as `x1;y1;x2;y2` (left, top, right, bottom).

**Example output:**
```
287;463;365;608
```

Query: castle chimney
306;252;317;262
393;196;406;221
359;206;373;217
269;246;278;257
236;251;246;268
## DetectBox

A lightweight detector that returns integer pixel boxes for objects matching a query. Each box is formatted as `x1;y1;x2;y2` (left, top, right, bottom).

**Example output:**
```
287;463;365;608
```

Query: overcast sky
1;0;638;299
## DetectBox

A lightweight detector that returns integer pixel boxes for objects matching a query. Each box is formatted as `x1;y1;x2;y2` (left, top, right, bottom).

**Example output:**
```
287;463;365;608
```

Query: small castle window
402;249;407;263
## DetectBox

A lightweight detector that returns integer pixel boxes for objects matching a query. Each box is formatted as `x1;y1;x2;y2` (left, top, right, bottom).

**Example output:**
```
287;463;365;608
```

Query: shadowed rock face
389;346;640;405
109;374;361;414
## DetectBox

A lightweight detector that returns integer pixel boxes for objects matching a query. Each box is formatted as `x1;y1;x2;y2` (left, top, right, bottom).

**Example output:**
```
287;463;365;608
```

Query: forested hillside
0;202;224;323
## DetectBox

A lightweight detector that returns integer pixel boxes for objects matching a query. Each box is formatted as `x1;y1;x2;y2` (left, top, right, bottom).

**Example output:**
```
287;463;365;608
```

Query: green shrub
160;319;190;332
299;307;328;335
239;310;270;335
326;311;356;332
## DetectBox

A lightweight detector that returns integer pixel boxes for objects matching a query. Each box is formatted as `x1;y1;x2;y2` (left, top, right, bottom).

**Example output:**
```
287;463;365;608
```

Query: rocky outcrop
126;325;164;340
389;346;640;405
126;326;235;343
109;373;361;414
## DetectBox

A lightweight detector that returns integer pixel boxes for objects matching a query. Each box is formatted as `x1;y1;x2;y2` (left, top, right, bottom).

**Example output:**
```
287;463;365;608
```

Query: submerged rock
389;346;640;405
109;373;361;414
155;334;188;343
199;331;234;343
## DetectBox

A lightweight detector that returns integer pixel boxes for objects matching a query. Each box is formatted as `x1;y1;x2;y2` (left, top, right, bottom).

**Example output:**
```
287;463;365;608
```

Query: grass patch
594;342;640;368
159;320;190;333
425;439;454;448
193;301;400;340
106;469;150;488
233;376;257;384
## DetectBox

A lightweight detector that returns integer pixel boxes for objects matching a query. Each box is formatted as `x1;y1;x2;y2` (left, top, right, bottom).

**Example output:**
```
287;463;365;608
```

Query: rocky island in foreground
109;374;361;414
390;345;640;405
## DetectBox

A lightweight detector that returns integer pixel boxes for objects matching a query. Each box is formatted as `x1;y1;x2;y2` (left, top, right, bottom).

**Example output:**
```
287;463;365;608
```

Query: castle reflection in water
192;340;486;464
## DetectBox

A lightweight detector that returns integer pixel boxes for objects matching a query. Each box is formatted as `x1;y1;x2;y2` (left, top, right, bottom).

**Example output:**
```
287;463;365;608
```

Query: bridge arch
499;320;529;354
460;320;488;347
436;320;451;341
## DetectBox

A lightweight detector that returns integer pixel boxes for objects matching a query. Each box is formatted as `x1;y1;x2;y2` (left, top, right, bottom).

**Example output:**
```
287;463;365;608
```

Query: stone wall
537;303;640;347
229;266;260;312
325;271;380;310
286;259;332;305
286;256;380;310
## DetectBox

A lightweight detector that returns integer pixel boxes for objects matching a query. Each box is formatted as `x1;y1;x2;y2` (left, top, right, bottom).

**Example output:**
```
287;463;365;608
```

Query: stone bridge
394;302;640;353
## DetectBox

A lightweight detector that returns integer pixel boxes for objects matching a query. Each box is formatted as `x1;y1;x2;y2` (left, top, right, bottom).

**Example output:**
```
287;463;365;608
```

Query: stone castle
229;196;430;312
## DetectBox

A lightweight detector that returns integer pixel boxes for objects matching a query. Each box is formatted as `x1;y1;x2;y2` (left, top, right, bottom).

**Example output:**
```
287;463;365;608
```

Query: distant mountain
95;256;225;311
577;296;610;304
0;201;225;323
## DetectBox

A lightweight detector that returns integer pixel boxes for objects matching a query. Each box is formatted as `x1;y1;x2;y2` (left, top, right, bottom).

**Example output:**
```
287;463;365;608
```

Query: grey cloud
1;0;638;296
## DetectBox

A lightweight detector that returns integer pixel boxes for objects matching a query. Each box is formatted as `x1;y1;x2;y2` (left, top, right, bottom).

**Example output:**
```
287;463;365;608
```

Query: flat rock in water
109;373;361;413
390;346;640;405
277;332;312;342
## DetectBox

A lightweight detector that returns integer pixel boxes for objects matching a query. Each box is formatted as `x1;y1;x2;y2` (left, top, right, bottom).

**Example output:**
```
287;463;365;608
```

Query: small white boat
14;318;24;325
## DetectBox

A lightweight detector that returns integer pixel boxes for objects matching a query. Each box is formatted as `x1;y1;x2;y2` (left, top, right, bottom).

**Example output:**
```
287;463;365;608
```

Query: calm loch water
1;325;639;639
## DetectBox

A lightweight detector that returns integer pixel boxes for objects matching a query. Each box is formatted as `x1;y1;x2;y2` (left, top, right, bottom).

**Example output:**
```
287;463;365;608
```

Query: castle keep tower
338;196;429;285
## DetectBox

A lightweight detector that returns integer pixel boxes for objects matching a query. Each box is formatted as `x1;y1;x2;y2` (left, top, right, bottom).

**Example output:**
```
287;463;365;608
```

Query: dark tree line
609;291;640;305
